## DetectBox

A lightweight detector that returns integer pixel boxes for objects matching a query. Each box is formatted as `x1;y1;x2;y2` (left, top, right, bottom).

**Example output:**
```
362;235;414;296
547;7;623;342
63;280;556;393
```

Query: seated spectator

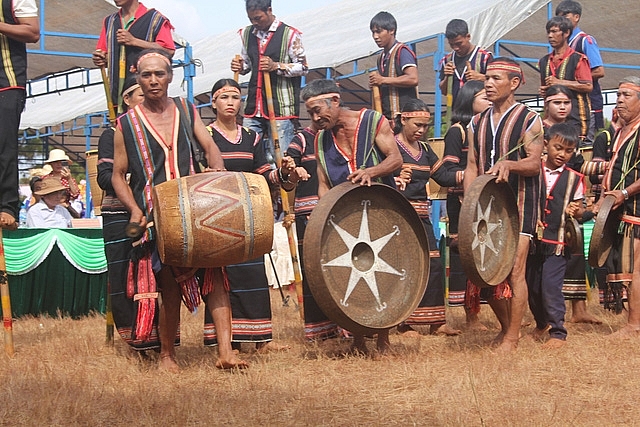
42;149;81;218
26;178;72;228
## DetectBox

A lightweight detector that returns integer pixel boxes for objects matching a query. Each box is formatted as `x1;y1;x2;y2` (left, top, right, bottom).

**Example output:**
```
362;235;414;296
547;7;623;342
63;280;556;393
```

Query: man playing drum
301;79;402;354
464;57;544;352
596;77;640;337
112;49;247;371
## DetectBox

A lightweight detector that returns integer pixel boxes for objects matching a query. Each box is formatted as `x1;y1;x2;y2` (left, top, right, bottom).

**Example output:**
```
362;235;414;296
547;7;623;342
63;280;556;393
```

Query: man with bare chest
301;79;402;353
112;49;247;371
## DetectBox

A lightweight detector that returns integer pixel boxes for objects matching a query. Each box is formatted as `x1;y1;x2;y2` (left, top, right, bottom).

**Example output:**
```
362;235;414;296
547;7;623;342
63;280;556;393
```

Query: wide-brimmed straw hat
34;178;66;196
44;149;70;164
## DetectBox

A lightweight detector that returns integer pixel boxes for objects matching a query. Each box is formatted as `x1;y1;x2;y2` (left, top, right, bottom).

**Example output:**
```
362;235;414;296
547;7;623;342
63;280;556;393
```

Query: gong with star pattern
458;175;519;288
303;182;430;334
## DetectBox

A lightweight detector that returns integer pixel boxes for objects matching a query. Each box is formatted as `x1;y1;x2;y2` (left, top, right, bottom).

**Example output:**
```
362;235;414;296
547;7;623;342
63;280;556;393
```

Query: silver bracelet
622;188;630;200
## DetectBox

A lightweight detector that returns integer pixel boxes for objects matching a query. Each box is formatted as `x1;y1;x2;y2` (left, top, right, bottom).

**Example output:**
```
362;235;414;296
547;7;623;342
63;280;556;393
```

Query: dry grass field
1;288;638;426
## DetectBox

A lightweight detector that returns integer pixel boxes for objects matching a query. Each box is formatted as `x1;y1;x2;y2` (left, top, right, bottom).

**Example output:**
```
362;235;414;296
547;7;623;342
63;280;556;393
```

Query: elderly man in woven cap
596;77;640;338
464;57;543;352
26;178;72;228
112;48;248;372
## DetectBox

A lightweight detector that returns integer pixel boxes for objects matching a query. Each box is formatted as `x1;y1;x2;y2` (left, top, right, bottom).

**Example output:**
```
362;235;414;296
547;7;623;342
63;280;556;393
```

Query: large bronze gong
303;182;430;335
458;175;519;287
588;194;621;268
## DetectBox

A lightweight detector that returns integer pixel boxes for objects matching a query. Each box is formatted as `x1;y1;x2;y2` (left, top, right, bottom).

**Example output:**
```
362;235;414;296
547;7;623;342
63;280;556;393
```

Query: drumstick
233;54;241;82
0;228;15;356
125;222;144;240
263;70;305;321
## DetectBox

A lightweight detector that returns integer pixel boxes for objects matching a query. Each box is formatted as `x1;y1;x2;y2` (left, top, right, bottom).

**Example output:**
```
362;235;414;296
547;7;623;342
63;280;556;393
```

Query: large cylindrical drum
85;150;104;215
152;171;274;268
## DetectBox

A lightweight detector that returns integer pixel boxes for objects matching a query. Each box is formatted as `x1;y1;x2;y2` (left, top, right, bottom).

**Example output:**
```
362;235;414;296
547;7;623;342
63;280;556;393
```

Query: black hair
29;176;42;193
547;122;579;147
556;1;582;17
546;16;572;35
544;84;572;100
393;98;430;134
451;80;485;126
122;76;138;95
370;11;397;34
300;79;342;106
246;0;271;12
445;19;469;40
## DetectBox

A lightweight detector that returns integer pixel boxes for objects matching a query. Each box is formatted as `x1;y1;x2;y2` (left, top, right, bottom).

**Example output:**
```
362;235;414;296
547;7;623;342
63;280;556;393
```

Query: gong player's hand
487;160;512;183
604;189;626;210
347;169;373;186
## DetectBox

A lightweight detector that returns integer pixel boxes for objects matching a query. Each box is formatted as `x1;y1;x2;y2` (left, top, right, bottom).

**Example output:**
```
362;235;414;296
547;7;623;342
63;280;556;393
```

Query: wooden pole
233;54;241;83
99;64;116;125
263;70;304;322
444;69;453;132
372;86;383;114
97;52;115;346
0;228;15;357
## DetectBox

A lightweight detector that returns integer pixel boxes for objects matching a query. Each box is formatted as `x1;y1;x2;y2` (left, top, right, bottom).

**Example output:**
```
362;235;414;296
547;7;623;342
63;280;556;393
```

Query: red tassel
465;279;481;314
494;280;512;299
126;260;136;298
134;253;156;341
202;268;214;296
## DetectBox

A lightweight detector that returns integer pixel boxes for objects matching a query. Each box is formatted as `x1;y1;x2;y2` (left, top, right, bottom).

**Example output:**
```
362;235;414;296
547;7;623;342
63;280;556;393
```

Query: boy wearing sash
528;123;584;348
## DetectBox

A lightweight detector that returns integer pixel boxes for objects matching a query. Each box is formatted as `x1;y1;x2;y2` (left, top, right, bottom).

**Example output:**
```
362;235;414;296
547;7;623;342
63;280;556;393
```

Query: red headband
212;86;241;102
486;61;525;84
401;111;431;119
545;93;570;103
135;52;172;73
620;83;640;93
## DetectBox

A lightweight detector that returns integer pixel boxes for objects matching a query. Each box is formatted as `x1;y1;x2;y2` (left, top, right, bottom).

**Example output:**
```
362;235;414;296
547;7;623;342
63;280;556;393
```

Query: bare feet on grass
397;323;421;338
430;324;462;336
256;341;290;353
494;335;519;353
465;312;489;331
541;338;566;349
529;326;549;342
215;354;249;370
609;324;640;340
570;300;602;324
159;354;180;373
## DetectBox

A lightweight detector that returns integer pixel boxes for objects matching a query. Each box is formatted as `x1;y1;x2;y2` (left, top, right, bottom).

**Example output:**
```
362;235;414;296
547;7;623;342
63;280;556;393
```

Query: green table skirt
1;228;107;318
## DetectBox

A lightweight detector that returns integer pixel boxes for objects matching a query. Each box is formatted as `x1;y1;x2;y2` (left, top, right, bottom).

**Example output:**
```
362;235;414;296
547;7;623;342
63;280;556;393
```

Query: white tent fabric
20;0;547;130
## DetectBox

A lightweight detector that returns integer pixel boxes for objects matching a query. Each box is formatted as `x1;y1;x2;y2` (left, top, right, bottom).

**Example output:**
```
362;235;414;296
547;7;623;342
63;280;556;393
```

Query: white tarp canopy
20;0;547;130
